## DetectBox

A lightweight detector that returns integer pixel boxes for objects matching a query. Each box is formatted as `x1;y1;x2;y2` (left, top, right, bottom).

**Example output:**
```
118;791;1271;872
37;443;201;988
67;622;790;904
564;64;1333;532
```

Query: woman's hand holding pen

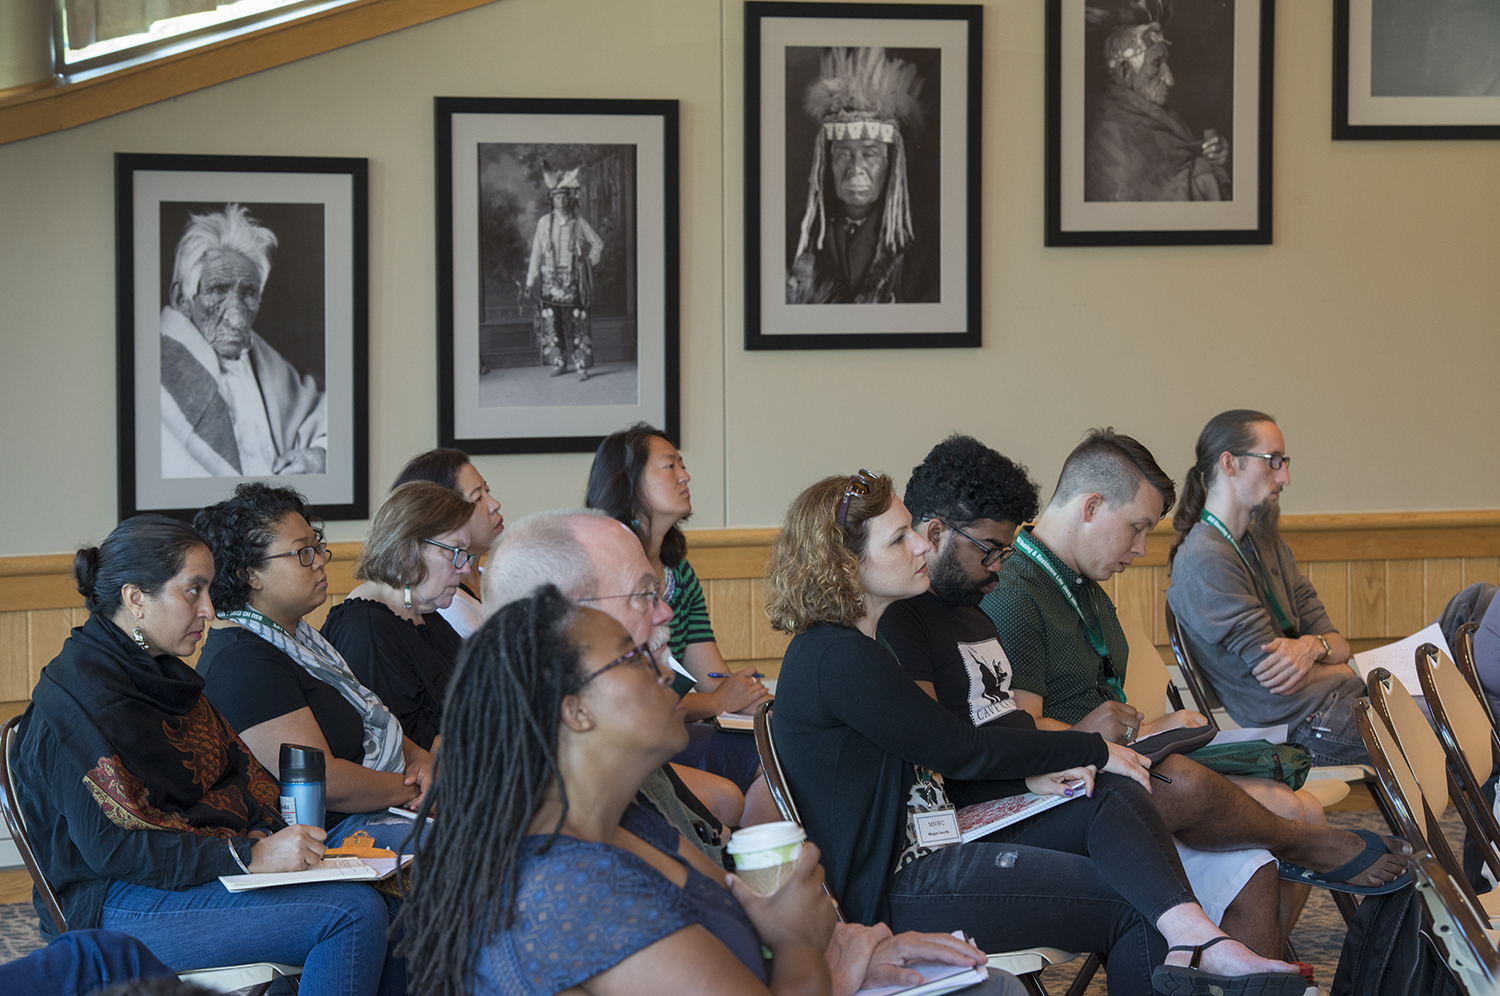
1027;766;1096;798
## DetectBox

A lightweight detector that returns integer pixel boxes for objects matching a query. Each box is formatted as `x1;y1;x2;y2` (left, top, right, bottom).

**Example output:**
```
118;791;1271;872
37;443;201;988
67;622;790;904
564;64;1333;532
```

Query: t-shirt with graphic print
880;589;1045;808
880;590;1021;728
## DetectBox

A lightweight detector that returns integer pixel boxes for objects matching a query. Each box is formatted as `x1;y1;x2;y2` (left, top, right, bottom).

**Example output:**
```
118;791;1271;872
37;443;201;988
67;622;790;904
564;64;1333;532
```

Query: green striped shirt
667;559;717;662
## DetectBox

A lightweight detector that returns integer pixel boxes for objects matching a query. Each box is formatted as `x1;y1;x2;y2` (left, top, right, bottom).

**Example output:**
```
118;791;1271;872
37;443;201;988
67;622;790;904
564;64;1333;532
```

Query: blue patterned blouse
470;805;767;994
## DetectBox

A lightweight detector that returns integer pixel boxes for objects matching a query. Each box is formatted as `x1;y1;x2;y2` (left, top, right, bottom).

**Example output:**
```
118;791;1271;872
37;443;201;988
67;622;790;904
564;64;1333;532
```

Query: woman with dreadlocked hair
395;586;1004;996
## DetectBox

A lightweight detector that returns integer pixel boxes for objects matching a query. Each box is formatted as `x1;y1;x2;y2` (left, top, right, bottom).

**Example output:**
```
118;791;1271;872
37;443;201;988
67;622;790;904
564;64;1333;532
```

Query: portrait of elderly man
526;165;605;381
1085;21;1231;202
160;203;327;478
786;46;936;305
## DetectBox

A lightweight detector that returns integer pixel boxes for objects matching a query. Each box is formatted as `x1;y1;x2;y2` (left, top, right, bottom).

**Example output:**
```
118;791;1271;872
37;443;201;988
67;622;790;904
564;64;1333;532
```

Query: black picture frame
1045;0;1275;247
744;1;982;351
115;153;369;521
1333;0;1500;140
435;97;680;454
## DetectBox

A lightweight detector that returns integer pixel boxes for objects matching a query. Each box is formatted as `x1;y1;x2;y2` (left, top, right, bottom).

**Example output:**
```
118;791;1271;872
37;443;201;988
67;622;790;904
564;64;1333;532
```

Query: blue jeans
0;929;174;996
98;811;424;996
672;723;763;791
1288;682;1371;766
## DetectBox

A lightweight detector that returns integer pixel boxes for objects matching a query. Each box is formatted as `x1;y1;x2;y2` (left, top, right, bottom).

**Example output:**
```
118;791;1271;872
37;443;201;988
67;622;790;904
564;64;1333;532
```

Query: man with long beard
1167;411;1367;766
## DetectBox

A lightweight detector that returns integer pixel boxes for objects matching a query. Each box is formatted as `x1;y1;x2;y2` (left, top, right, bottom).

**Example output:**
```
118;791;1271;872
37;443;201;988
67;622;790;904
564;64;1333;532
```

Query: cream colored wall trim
0;0;500;146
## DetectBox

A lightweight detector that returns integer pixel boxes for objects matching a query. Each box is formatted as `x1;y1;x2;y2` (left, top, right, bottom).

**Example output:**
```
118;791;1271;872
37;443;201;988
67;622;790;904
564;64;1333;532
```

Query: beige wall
1;0;1496;558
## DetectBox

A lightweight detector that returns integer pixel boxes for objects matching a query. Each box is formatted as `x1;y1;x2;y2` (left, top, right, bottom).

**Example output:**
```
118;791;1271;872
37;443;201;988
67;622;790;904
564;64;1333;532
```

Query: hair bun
73;546;101;601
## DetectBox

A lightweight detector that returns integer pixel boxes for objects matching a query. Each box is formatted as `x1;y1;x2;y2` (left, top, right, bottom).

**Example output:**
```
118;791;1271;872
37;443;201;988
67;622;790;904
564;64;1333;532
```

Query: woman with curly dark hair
195;483;435;838
394;585;1004;996
764;471;1309;996
14;514;401;996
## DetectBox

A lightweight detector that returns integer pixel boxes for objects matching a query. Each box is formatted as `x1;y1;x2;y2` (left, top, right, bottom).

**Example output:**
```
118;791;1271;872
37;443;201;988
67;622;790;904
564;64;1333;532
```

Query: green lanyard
1198;510;1297;638
1012;530;1125;702
219;607;293;638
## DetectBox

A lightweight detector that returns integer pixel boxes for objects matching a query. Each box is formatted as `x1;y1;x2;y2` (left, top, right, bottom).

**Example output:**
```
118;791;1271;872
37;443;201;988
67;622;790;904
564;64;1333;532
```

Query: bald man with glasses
1167;411;1367;766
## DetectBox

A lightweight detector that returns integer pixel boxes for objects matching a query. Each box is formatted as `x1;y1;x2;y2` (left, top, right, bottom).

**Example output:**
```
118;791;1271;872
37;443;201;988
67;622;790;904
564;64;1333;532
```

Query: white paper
1350;622;1451;697
219;854;410;892
856;931;988;996
1210;724;1288;746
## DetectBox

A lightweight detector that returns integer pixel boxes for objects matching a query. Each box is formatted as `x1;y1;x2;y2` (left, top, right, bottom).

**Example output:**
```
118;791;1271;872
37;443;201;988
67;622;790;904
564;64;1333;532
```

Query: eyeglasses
1233;452;1291;471
578;578;663;613
578;643;664;687
422;538;477;570
836;469;878;528
265;541;330;568
935;518;1013;568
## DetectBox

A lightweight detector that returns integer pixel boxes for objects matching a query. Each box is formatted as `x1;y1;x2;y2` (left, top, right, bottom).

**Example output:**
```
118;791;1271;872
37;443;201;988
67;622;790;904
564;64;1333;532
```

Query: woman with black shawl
12;515;405;996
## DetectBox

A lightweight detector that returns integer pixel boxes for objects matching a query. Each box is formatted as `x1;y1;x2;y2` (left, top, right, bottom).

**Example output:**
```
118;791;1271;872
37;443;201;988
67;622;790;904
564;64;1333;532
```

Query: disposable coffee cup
726;821;805;897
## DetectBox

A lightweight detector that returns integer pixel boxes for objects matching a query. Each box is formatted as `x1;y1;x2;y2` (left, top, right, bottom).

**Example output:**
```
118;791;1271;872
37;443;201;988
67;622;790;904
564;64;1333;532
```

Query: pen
708;672;765;679
1149;769;1172;784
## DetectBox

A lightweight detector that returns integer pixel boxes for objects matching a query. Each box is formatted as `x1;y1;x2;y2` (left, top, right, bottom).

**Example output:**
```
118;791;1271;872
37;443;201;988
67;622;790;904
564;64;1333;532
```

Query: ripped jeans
1288;679;1371;766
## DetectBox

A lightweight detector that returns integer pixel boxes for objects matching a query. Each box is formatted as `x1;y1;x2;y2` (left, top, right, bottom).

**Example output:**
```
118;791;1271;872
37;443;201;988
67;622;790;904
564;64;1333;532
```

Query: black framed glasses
578;643;664;687
936;518;1012;568
422;538;477;570
836;469;878;527
578;578;663;614
1233;451;1290;471
265;541;330;568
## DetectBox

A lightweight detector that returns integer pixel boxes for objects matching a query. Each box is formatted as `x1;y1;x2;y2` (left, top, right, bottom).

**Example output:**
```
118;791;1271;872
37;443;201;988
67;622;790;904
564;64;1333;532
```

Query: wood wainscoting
4;511;1500;718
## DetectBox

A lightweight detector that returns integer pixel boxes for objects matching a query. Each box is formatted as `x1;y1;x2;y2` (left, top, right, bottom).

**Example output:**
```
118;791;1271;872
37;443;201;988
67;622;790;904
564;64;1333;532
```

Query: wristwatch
1313;634;1331;660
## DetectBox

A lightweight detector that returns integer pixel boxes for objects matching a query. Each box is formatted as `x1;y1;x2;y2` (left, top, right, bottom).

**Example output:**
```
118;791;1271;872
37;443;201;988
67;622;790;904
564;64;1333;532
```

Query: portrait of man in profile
159;202;327;479
784;45;939;305
1083;1;1233;202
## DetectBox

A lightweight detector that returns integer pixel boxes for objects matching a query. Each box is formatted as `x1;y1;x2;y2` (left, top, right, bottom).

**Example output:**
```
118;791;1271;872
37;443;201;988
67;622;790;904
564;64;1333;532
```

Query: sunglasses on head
836;469;878;528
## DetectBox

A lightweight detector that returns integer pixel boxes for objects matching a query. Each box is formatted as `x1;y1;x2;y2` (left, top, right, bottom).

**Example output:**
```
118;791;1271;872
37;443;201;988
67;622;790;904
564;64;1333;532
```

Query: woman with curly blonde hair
765;471;1308;996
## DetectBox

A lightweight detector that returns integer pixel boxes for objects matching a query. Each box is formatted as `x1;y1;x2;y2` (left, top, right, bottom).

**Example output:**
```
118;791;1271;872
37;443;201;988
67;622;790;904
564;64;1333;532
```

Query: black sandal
1151;936;1311;996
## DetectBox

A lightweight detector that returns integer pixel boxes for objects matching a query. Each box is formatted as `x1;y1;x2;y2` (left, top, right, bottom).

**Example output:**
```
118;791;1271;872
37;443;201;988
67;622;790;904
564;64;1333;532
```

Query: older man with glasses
1167;410;1367;766
482;508;747;838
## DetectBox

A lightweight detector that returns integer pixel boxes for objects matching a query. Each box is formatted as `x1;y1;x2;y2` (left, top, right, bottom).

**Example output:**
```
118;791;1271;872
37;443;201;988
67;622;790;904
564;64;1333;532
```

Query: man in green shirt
980;429;1412;938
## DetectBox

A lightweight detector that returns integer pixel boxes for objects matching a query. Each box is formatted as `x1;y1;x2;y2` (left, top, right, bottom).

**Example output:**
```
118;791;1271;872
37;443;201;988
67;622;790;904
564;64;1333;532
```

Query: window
58;0;359;75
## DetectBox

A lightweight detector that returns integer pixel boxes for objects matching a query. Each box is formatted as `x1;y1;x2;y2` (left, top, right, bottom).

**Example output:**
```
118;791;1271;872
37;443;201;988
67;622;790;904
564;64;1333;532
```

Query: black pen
708;672;765;679
1149;769;1172;784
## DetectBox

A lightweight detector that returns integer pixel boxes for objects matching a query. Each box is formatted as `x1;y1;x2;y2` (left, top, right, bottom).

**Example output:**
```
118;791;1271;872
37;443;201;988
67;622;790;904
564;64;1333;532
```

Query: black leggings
887;774;1196;996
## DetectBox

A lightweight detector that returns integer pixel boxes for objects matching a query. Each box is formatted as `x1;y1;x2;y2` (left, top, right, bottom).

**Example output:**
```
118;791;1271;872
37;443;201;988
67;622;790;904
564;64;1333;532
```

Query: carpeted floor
0;807;1473;990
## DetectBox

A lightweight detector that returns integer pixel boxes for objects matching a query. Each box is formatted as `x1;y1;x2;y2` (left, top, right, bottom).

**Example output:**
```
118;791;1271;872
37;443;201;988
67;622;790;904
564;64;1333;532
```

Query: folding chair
1417;643;1500;885
751;701;1093;996
1362;672;1500;927
1413;851;1500;996
0;716;302;995
1454;622;1498;730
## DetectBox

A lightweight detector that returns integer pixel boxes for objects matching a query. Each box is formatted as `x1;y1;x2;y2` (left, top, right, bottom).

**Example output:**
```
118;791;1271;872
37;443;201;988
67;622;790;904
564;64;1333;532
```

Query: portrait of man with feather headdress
526;163;605;380
786;46;938;305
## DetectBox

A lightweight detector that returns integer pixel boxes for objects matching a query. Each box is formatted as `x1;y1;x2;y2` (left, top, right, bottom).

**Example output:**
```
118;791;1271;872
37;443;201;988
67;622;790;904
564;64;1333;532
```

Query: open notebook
220;854;411;893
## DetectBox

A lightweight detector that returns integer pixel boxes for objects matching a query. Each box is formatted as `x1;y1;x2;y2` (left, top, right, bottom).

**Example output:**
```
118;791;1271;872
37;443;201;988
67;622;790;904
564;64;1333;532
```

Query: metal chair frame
1413;850;1500;996
1417;643;1500;884
1454;622;1499;730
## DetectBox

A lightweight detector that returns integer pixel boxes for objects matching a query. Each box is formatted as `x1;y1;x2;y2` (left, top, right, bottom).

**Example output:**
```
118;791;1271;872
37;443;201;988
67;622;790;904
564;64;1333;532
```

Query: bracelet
228;838;252;875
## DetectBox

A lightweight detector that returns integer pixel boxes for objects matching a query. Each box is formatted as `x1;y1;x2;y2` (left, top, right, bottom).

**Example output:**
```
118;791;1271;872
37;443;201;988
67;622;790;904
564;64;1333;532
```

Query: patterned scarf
29;614;284;836
219;609;405;773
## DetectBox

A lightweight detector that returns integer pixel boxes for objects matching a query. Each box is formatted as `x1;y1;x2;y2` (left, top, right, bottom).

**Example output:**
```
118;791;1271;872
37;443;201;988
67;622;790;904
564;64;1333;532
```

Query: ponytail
1168;410;1276;571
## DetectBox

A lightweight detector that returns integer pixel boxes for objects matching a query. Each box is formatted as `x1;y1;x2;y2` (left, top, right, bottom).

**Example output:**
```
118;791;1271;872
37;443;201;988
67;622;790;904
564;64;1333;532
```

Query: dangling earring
131;626;150;653
403;583;412;609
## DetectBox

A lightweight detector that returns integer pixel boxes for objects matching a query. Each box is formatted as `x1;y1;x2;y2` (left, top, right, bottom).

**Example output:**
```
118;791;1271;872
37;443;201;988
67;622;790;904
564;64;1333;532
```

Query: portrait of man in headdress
785;46;939;305
526;165;605;381
1082;1;1234;203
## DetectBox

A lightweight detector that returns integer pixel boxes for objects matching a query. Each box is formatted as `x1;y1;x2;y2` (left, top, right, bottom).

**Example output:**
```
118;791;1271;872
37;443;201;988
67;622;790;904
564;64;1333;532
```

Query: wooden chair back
1454;622;1498;730
1412;851;1500;996
1417;643;1500;885
1120;615;1170;723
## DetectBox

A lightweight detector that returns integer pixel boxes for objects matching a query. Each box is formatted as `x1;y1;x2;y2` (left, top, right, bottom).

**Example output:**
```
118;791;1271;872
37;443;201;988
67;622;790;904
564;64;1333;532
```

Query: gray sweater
1167;519;1363;728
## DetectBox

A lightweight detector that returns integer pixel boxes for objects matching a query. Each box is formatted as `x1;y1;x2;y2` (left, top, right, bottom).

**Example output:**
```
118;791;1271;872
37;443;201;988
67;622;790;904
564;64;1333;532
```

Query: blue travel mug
278;743;326;828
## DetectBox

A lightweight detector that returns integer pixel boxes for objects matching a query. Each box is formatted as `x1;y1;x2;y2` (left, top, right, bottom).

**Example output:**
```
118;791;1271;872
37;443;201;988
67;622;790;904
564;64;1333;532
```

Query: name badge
913;808;961;848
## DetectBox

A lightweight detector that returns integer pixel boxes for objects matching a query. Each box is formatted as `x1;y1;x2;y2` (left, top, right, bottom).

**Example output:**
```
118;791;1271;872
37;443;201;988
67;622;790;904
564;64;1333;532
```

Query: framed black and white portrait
1334;0;1500;139
744;2;982;350
115;153;369;521
436;97;679;454
1045;0;1274;246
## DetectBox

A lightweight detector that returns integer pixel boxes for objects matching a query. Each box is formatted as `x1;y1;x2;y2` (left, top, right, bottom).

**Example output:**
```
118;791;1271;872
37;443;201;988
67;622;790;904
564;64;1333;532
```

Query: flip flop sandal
1151;936;1312;996
1277;828;1414;896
